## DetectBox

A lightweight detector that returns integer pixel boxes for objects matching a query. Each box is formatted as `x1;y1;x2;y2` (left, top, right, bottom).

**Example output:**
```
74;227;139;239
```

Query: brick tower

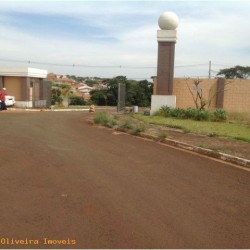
151;11;179;114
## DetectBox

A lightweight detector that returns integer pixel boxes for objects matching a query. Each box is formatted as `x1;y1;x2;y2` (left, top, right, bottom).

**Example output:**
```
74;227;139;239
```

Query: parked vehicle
5;95;16;106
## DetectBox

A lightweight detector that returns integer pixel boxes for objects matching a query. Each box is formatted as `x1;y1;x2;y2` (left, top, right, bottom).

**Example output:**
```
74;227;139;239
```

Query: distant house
0;67;50;108
47;72;75;86
92;82;107;90
78;84;93;94
77;84;93;101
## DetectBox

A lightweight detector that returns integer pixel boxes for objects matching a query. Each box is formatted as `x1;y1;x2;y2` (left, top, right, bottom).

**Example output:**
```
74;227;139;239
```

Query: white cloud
0;1;249;79
175;4;250;77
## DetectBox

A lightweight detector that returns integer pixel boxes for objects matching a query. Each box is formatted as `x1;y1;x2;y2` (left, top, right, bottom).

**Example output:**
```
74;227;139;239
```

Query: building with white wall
0;67;50;108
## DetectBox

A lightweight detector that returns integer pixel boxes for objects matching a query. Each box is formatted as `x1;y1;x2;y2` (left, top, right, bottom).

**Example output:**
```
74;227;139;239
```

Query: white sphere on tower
158;11;179;30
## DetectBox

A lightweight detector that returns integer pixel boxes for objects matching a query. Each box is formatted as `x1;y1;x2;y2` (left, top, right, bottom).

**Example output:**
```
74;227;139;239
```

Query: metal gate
32;80;52;108
117;82;126;112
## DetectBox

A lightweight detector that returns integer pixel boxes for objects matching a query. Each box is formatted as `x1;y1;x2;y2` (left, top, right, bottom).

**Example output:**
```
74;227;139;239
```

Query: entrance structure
150;12;179;114
0;67;50;108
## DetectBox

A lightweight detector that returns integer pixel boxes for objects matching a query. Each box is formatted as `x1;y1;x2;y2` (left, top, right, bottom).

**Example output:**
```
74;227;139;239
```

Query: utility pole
208;60;211;79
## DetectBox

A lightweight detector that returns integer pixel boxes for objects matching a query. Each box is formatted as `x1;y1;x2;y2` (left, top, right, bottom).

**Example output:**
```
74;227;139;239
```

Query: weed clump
94;112;110;126
93;112;146;135
157;131;168;141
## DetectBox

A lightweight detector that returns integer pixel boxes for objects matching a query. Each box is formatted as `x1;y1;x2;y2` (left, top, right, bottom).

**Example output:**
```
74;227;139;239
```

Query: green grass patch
134;114;250;143
233;137;250;143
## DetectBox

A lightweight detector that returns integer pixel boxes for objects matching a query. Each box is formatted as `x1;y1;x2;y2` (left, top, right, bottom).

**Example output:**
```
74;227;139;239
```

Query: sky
0;0;249;80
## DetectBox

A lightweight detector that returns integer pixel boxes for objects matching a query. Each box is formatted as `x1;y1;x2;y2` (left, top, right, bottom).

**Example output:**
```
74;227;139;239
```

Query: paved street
0;111;249;249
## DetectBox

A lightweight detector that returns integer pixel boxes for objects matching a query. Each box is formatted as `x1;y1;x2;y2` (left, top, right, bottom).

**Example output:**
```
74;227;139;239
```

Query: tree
85;79;97;87
217;65;250;79
186;79;207;110
127;80;153;107
185;78;230;111
69;94;86;105
90;89;108;106
51;89;63;105
104;76;127;106
90;76;153;107
61;84;71;97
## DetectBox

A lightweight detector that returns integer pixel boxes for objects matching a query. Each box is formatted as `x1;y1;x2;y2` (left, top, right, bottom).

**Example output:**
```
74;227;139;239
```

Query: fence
117;82;126;112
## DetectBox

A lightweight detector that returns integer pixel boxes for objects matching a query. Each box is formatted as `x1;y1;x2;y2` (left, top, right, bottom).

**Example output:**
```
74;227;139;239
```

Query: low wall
173;78;217;110
223;79;250;113
171;78;250;113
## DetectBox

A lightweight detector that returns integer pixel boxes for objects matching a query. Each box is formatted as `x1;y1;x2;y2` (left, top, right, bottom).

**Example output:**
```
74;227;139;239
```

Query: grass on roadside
94;112;146;135
133;114;250;143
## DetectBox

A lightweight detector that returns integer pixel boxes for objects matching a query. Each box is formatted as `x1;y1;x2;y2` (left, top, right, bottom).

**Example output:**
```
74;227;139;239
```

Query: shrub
157;131;168;141
69;95;86;105
169;108;185;118
154;106;171;117
208;132;218;137
194;110;209;121
107;117;119;128
212;109;227;122
119;119;134;131
155;106;210;121
94;112;110;126
130;124;146;135
184;108;197;119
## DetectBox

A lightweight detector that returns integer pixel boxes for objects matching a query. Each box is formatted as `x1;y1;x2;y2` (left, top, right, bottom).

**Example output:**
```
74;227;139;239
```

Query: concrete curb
8;108;89;112
140;133;250;168
8;107;114;112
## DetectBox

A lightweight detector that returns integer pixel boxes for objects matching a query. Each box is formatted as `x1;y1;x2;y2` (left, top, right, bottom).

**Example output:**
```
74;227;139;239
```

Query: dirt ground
145;124;250;160
0;110;250;249
4;108;250;160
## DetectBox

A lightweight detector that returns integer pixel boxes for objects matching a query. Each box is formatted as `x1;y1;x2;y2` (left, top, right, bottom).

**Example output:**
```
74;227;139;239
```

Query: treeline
66;75;102;86
217;65;250;79
51;76;153;107
90;76;153;107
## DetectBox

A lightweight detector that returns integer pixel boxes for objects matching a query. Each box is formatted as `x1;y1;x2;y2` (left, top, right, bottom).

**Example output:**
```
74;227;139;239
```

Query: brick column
21;77;30;101
216;78;225;109
150;11;179;115
157;41;176;95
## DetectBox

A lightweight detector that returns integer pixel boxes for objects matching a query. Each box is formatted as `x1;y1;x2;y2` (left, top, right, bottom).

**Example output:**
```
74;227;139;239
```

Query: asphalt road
0;111;249;249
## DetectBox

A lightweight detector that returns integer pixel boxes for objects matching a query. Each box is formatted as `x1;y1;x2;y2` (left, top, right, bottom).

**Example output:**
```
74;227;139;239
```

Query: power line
212;63;231;67
0;58;220;70
0;58;228;80
0;58;155;69
175;63;208;68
